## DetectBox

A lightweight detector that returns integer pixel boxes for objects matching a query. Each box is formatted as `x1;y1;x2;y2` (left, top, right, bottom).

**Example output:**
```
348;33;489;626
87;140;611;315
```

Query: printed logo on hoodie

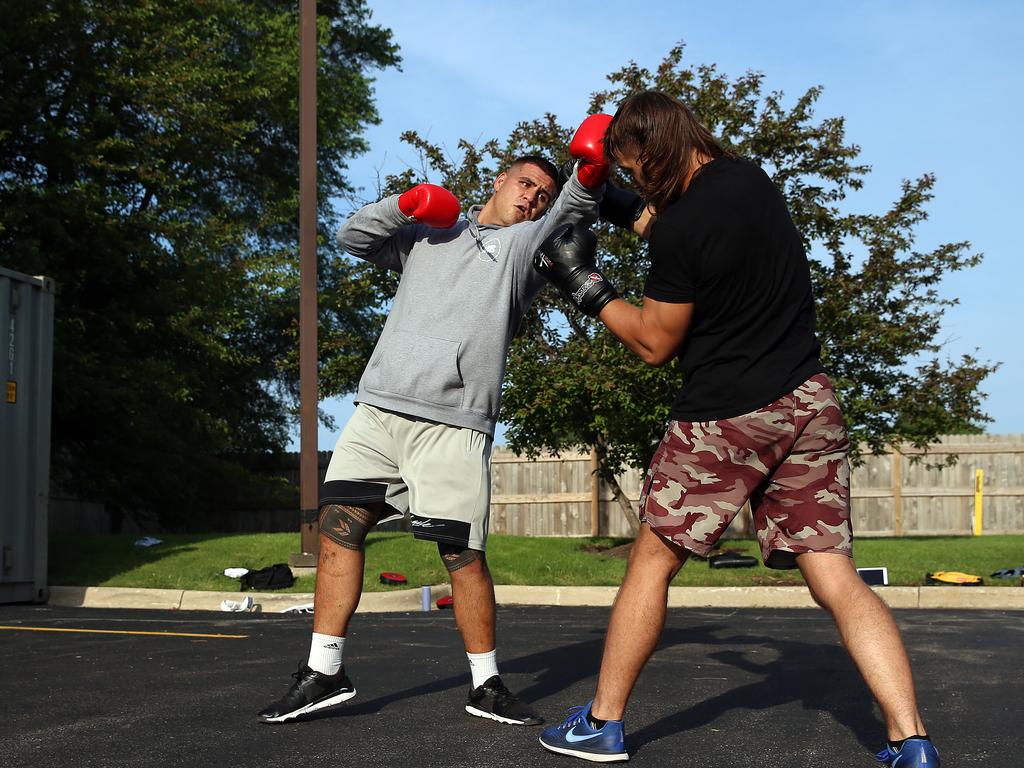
477;237;501;263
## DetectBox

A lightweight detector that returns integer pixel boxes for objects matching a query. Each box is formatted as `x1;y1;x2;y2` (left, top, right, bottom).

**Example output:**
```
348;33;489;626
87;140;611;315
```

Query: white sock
467;649;499;689
307;632;345;676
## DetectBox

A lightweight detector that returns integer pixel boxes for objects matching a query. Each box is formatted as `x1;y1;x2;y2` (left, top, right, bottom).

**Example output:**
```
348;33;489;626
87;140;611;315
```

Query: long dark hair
604;91;731;212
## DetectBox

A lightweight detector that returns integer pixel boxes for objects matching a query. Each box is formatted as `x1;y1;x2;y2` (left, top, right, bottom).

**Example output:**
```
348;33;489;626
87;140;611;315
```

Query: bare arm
598;295;693;367
633;206;655;239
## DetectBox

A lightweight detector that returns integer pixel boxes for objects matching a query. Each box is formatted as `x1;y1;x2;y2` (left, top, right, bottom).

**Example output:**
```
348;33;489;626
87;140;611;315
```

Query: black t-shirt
644;156;824;421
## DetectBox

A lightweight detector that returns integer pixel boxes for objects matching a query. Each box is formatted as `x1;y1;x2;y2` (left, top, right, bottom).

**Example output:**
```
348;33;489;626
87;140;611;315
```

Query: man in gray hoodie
257;116;612;727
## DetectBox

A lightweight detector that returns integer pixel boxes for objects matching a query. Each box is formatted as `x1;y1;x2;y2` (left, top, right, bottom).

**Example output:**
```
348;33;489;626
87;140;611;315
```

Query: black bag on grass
241;563;295;591
708;551;758;569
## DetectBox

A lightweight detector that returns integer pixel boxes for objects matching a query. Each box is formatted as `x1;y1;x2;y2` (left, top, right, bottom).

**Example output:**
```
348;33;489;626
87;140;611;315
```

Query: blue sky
293;0;1023;450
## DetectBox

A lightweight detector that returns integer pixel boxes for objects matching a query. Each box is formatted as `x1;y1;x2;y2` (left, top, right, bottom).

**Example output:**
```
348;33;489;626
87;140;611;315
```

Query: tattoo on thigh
318;503;381;551
437;543;483;573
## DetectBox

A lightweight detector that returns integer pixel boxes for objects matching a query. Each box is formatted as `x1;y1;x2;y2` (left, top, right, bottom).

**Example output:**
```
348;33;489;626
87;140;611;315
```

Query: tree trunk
606;472;640;536
594;435;640;537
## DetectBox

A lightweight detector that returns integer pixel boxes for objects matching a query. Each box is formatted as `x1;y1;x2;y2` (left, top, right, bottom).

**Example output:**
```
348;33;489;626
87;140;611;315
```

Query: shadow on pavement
629;629;881;755
303;618;881;755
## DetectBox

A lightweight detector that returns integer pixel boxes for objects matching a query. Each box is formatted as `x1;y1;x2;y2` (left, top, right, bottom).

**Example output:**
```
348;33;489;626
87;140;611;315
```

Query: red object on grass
379;571;408;585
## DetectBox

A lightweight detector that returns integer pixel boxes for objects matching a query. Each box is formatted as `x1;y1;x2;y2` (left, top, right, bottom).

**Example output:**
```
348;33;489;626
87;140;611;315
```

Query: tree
388;44;996;525
0;0;398;527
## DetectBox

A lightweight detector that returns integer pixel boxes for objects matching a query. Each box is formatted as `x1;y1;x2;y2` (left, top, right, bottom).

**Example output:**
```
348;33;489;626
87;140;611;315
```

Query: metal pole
293;0;319;566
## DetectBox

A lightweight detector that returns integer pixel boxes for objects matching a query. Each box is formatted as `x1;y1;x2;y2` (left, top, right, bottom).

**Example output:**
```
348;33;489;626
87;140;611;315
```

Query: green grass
48;532;1024;592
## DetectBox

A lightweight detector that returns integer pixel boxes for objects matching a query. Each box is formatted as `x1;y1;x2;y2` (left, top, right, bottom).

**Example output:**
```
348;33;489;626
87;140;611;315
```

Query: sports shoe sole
465;704;540;726
539;737;629;762
259;688;357;724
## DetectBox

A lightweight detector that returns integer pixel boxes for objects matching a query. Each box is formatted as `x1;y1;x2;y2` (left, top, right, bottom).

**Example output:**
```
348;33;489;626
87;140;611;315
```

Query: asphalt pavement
1;604;1020;767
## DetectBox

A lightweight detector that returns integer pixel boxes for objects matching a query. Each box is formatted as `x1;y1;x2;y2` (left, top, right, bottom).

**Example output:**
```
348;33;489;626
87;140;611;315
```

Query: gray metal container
0;267;55;603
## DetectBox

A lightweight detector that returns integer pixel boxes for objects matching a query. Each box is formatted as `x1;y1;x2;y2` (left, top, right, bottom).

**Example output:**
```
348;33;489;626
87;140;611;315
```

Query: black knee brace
437;543;484;573
318;503;381;551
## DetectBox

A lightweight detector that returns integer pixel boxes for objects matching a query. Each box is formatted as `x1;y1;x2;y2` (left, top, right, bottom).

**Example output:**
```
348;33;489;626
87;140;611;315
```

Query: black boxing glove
534;223;618;317
600;179;646;231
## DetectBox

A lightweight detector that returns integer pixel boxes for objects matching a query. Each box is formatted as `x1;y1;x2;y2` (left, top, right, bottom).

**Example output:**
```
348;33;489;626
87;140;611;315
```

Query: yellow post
973;468;985;536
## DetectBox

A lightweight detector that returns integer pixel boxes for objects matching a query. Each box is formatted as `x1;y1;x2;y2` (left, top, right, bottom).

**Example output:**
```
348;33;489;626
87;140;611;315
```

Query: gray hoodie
337;173;600;435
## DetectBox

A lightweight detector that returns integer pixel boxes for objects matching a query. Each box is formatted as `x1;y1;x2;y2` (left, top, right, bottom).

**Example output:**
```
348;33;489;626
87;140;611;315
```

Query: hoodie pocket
364;330;464;408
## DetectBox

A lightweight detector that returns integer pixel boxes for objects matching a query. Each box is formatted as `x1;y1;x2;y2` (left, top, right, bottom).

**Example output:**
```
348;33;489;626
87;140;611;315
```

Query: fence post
892;444;903;536
590;446;600;537
973;468;985;536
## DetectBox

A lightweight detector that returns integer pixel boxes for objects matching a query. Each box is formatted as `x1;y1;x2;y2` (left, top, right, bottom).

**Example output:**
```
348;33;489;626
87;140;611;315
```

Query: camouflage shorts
639;373;852;569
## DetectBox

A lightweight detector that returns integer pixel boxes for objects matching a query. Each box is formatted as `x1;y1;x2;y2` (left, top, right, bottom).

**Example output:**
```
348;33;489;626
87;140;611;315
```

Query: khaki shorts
321;403;493;551
639;374;852;569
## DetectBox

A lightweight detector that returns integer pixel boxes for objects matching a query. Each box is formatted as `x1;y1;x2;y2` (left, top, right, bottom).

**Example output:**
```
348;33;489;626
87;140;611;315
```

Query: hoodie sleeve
336;195;420;272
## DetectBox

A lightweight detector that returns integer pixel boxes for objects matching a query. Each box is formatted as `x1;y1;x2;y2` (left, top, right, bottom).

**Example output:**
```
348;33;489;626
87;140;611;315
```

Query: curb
47;584;1024;613
494;585;1024;610
48;584;451;613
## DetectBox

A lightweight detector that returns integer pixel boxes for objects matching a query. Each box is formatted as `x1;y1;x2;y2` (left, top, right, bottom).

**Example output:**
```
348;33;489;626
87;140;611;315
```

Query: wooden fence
49;435;1024;536
488;434;1024;538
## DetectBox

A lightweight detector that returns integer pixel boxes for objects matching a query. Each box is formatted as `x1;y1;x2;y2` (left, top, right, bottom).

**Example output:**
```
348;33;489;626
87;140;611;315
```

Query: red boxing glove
397;183;461;228
569;113;613;188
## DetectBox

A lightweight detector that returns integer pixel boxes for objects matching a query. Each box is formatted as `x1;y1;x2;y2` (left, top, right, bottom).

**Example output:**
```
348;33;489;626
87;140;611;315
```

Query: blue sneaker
538;701;628;762
875;738;940;767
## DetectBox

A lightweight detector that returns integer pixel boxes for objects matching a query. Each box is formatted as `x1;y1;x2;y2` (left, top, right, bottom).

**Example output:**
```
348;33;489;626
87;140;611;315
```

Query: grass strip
49;533;1024;593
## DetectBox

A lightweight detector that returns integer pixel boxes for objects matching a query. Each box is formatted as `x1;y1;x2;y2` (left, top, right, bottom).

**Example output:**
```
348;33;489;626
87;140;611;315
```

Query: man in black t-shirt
533;92;939;767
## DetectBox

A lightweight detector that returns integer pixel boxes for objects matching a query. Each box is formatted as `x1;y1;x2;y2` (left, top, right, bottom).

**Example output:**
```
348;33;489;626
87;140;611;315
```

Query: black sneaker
257;663;356;723
465;675;543;726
